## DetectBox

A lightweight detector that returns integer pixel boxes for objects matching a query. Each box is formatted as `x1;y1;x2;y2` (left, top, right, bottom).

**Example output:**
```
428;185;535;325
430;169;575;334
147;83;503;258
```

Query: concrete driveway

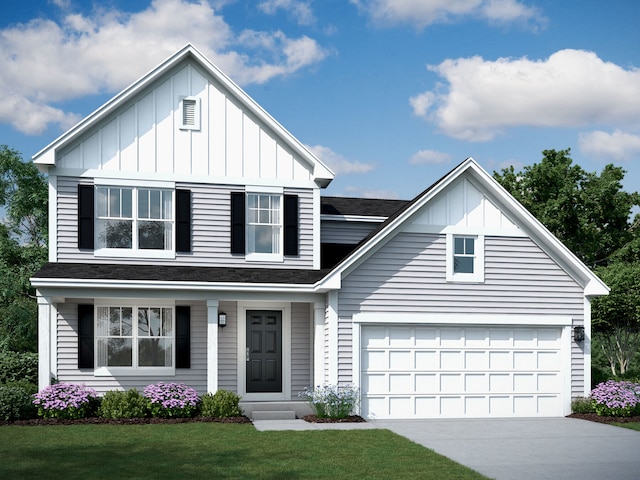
371;417;640;480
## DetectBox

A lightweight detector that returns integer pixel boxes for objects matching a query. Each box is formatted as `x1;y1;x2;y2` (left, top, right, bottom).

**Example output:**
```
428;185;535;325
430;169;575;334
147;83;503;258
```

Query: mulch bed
1;416;252;426
567;413;640;424
302;415;366;423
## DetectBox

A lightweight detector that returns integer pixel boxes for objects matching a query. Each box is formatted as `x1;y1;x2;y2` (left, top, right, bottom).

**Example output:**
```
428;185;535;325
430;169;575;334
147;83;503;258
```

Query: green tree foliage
591;262;640;376
0;146;48;352
493;149;640;268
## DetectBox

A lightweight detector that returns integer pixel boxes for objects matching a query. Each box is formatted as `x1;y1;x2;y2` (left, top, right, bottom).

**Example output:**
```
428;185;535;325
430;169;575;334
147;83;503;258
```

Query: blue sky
1;0;639;200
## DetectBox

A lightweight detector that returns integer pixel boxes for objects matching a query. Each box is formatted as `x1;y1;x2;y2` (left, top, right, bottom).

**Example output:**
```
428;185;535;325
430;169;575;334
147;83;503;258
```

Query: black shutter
78;304;94;369
78;185;94;250
176;189;191;253
284;194;299;256
230;192;245;254
176;306;191;368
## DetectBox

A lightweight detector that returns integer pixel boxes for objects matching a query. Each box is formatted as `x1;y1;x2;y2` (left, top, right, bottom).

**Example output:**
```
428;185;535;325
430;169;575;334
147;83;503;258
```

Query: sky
1;0;639;200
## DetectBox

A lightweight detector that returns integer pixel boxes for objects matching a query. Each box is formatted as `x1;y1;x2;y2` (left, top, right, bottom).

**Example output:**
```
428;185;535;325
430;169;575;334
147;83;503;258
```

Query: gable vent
180;96;200;130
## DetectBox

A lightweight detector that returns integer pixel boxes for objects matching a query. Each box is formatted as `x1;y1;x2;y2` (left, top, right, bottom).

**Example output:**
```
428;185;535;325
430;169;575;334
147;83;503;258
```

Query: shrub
32;383;99;419
571;396;596;414
143;382;199;418
99;389;149;419
0;351;38;385
590;380;640;417
0;385;37;421
298;384;360;419
200;390;242;417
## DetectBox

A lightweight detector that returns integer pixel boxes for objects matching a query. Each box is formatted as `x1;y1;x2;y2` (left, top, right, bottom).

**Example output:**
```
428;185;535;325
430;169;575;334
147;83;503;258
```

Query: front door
246;310;282;393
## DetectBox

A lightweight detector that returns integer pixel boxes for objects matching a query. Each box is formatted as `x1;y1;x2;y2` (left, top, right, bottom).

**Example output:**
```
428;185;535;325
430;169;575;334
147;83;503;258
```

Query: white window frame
94;299;176;377
179;96;201;131
446;233;485;283
245;186;284;262
94;179;175;259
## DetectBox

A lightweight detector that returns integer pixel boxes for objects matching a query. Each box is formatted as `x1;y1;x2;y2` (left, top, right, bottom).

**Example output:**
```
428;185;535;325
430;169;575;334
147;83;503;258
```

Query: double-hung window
95;303;174;375
446;234;484;282
95;183;173;257
247;193;281;258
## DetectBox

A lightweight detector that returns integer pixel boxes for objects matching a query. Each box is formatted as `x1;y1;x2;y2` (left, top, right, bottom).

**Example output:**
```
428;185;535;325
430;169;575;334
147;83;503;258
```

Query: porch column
206;300;219;394
313;301;326;386
327;291;339;385
37;293;53;390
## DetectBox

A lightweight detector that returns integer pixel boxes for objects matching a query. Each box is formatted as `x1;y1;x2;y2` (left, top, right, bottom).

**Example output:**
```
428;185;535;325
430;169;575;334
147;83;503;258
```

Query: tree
493;149;640;268
591;262;640;376
0;146;48;352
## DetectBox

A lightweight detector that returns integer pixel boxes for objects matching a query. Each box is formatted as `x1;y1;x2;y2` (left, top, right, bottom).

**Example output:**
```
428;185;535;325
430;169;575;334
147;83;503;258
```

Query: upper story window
78;181;191;258
96;186;173;254
247;193;281;259
230;189;299;262
446;234;484;283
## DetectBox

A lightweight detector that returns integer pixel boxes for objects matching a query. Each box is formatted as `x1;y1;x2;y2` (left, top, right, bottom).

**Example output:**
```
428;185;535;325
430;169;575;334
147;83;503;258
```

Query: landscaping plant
32;383;99;419
143;382;199;418
200;389;242;417
99;388;149;419
299;384;360;418
590;380;640;417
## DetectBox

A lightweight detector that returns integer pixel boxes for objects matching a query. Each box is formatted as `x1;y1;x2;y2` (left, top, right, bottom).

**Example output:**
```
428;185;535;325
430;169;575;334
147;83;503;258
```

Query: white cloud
411;49;640;141
579;130;640;162
0;0;328;134
307;145;375;174
351;0;544;30
258;0;315;25
409;149;452;165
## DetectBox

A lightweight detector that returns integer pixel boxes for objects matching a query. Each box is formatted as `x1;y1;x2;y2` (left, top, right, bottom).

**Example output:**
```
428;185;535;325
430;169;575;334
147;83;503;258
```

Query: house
31;44;608;419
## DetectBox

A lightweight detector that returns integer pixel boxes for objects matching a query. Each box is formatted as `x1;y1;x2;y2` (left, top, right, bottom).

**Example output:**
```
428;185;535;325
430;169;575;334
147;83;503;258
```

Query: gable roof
32;44;334;188
319;157;609;297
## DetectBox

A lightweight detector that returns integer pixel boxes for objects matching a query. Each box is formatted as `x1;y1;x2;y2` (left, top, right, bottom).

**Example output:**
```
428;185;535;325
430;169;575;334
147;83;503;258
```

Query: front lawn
613;422;640;432
0;422;487;479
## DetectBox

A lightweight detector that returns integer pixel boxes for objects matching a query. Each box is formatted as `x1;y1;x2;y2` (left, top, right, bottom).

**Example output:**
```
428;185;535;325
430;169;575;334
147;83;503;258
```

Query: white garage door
361;325;566;419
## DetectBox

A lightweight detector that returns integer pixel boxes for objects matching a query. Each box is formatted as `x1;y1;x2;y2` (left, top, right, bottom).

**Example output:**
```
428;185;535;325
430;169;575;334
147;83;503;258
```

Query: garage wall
338;233;585;396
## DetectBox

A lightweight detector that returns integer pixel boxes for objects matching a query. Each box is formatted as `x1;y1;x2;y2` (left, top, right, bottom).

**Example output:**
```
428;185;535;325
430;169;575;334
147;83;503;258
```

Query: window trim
93;180;176;259
94;299;176;377
179;96;201;130
446;233;485;283
245;188;284;263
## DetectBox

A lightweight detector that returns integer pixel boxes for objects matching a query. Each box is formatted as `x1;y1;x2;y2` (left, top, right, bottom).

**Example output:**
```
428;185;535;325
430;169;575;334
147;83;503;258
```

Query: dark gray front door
246;310;282;393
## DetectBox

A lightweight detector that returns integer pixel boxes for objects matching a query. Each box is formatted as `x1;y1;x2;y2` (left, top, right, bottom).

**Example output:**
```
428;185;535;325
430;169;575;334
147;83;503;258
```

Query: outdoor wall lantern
574;326;585;343
218;312;227;328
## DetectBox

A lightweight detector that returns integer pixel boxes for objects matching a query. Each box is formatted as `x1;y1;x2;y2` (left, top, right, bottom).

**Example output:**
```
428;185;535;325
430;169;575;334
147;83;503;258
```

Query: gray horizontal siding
218;301;237;392
56;177;314;268
321;220;379;244
291;302;311;397
56;300;207;394
338;232;586;396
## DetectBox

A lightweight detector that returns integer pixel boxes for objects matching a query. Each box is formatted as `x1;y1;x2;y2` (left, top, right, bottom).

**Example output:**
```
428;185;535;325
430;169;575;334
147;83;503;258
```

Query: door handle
246;347;250;362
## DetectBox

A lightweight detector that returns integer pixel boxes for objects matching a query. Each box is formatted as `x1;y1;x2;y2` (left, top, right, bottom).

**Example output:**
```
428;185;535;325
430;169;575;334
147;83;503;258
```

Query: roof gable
321;157;608;296
33;44;334;188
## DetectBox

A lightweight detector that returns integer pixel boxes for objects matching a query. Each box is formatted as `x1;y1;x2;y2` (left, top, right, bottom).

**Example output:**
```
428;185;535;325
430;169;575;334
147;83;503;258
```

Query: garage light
574;326;585;343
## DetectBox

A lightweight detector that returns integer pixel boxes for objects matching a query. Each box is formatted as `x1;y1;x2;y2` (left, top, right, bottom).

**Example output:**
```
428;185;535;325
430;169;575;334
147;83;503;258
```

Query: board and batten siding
56;177;314;268
321;220;379;245
337;233;586;396
55;300;208;394
55;62;313;184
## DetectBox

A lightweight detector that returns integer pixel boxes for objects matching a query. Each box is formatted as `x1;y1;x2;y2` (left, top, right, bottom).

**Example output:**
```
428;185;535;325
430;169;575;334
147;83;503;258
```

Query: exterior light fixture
574;326;585;343
218;312;227;328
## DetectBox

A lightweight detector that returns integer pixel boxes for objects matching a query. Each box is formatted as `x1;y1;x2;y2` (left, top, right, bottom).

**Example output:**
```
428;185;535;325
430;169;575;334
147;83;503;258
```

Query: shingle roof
33;262;330;285
321;196;409;217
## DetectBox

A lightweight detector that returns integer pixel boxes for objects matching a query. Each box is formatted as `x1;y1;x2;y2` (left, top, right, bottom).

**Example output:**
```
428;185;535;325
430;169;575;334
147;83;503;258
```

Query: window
446;234;484;282
96;305;174;372
95;186;173;255
247;193;281;257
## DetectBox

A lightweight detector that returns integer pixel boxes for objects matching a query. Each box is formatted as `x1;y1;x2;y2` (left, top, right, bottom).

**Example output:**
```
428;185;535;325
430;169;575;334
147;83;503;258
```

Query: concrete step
252;410;297;421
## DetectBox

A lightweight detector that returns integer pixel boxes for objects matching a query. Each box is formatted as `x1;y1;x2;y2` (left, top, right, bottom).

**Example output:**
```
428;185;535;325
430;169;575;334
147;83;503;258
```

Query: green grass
0;423;487;479
613;422;640;431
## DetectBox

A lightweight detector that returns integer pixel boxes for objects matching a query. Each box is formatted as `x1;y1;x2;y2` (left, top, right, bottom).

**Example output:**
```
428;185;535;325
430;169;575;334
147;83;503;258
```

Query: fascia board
30;276;323;293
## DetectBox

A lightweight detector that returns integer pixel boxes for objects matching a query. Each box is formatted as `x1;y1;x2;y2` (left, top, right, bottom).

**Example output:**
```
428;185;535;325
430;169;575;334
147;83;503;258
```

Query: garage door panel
361;325;565;419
